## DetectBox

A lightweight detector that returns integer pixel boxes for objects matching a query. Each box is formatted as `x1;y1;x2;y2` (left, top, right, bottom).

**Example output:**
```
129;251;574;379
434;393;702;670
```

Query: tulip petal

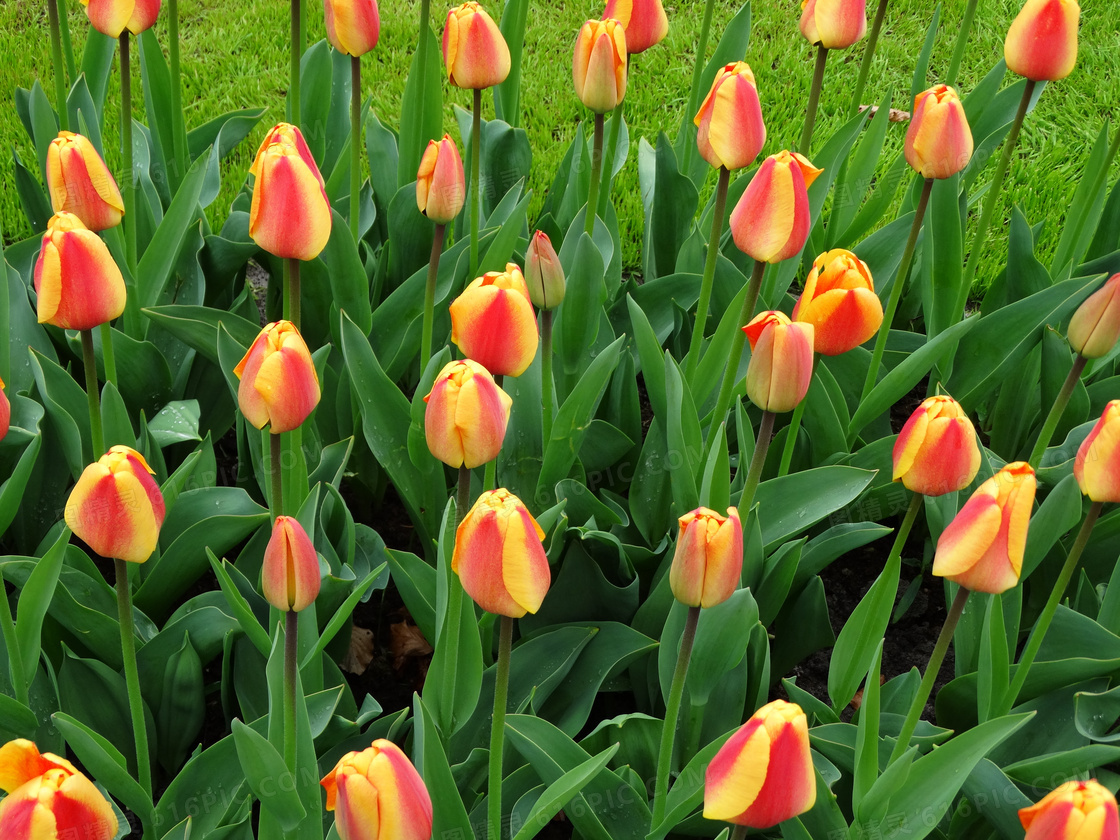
335;771;380;840
0;788;57;840
738;719;816;828
252;344;322;433
0;742;75;795
704;719;770;821
83;0;132;37
455;507;524;617
933;495;1001;578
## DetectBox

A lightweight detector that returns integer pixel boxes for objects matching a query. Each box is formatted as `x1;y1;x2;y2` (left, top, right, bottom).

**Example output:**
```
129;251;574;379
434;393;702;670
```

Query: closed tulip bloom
905;85;974;180
1020;780;1119;840
1068;273;1120;359
793;249;882;355
572;19;628;114
453;489;551;617
0;378;8;444
799;0;866;49
524;230;565;310
46;132;124;231
234;321;321;434
79;0;160;37
0;739;118;840
743;312;814;413
416;135;466;225
424;359;513;469
443;2;511;90
1075;401;1120;503
262;516;320;612
601;0;667;54
704;700;816;829
449;264;539;377
730;151;822;264
65;446;165;564
33;212;126;331
694;63;766;171
933;462;1036;594
1005;0;1080;82
892;396;981;496
669;507;743;609
249;123;332;261
324;0;380;56
321;739;434;840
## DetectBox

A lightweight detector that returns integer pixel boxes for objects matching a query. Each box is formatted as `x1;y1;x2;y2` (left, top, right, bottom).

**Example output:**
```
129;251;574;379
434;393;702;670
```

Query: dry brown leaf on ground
390;622;433;671
341;626;375;675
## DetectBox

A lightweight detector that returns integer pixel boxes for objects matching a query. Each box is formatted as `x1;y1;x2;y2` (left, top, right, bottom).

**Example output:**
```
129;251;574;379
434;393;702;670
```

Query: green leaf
321;208;373;335
231;719;307;831
187;108;267;161
28;347;90;477
208;551;272;657
386;549;437;643
978;594;1010;725
14;529;68;685
0;695;38;738
510;743;620;840
57;649;141;775
53;712;155;824
554;232;607;376
413;697;474;840
670;590;758;705
156;634;205;773
147;400;201;446
154;731;248;836
853;642;883;817
1022;474;1084;579
644;134;698;280
649;726;736;839
626;294;667;419
137;155;208;313
664;354;701;515
142;305;261;365
751;466;878;549
396;28;443;188
302;564;386;669
829;550;900;711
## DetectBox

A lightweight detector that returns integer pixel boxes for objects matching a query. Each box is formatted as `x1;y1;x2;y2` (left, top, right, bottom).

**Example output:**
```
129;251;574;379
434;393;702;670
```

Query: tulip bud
453;489;551;617
249;123;332;261
33;212;127;331
0;378;9;444
321;739;434;840
1075;401;1120;503
46;132;124;231
324;0;380;56
442;2;511;90
416;135;466;226
1005;0;1080;82
933;461;1036;594
524;230;565;310
64;445;166;564
262;516;321;612
234;321;321;434
0;739;119;840
1020;780;1119;840
792;249;882;355
730;151;822;264
424;360;513;469
79;0;160;37
704;700;816;829
669;507;743;609
1068;273;1120;359
743;312;814;413
449;264;539;377
572;19;628;114
904;85;974;180
601;0;668;54
694;63;766;172
799;0;867;50
892;396;981;496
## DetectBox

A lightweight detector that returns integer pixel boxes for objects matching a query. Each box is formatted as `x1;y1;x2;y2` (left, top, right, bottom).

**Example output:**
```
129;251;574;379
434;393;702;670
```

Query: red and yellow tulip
46;132;124;232
892;396;981;496
1068;273;1120;360
262;516;321;613
416;135;466;226
449;264;539;377
33;212;126;331
442;2;511;90
79;0;160;37
1019;780;1119;840
694;63;766;172
0;378;9;444
669;507;743;609
424;359;512;469
1075;401;1120;504
799;0;866;49
743;312;815;413
321;739;434;840
793;249;882;355
572;18;628;114
1005;0;1080;82
905;85;974;180
601;0;668;54
730;151;822;264
324;0;381;56
249;123;332;261
234;321;322;434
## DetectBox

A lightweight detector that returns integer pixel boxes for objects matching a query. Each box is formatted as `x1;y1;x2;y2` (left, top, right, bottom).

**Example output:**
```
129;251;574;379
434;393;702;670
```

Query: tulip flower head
669;507;743;609
321;739;434;840
799;0;867;50
694;62;766;171
249;123;332;261
65;446;165;564
416;135;466;226
1068;273;1120;360
443;2;511;90
601;0;668;54
730;151;822;264
46;132;124;231
892;396;981;496
905;85;974;180
1005;0;1080;82
743;311;814;414
1020;780;1119;840
262;516;321;613
234;321;322;434
324;0;381;56
34;212;127;331
524;230;565;310
0;739;118;840
933;462;1036;594
424;359;513;469
79;0;160;37
0;377;9;444
793;249;882;355
573;18;628;114
453;489;551;617
449;263;539;377
1075;401;1120;504
704;700;816;829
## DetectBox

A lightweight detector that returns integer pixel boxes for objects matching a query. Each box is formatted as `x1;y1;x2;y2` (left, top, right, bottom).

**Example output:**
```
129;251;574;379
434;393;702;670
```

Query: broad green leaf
396;28;443;187
0;694;38;738
231;719;306;831
829;550;900;712
142;305;261;365
413;697;474;840
14;529;68;686
751;466;877;549
208;551;272;657
321;208;373;335
53;712;155;824
137;154;208;313
664;354;701;515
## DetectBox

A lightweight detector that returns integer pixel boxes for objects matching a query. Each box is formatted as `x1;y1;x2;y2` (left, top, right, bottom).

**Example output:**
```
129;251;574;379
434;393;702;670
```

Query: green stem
799;45;828;158
777;390;808;477
945;0;980;89
120;33;136;275
167;0;187;190
597;93;624;217
115;559;153;804
680;0;717;177
849;0;888;116
730;826;748;840
470;88;482;277
421;223;445;373
99;322;117;386
57;0;77;86
889;586;970;764
81;329;105;457
0;583;29;706
488;615;513;840
584;113;605;238
1027;354;1086;470
286;258;301;329
651;605;701;828
47;0;68;131
283;609;298;773
683;699;706;764
290;0;302;125
436;465;472;741
684;166;731;382
268;430;283;519
740;410;776;514
709;259;766;438
350;55;362;244
541;309;554;448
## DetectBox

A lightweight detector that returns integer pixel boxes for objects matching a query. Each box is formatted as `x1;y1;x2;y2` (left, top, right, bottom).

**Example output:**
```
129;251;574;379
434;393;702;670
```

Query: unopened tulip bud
905;85;974;180
743;312;814;413
449;264;539;377
572;18;628;114
524;231;565;310
892;396;981;496
1005;0;1080;82
262;516;321;612
669;507;743;608
1068;273;1120;359
321;739;434;840
249;123;332;261
799;0;866;50
417;135;466;225
694;63;766;171
1075;401;1120;503
0;378;8;444
79;0;160;37
234;321;322;434
324;0;380;56
46;132;124;231
601;0;667;54
1020;780;1119;840
443;2;511;90
34;212;126;331
793;249;882;355
730;151;822;264
424;360;512;469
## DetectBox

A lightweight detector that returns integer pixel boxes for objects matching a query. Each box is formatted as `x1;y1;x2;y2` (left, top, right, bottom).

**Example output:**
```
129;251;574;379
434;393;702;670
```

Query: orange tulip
1075;401;1120;504
416;135;466;226
424;359;512;469
321;739;434;840
1068;273;1120;360
694;63;766;172
1005;0;1080;82
0;378;9;444
46;132;124;231
704;700;816;829
449;264;539;377
249;123;332;261
799;0;866;49
792;249;882;355
262;516;321;612
525;230;565;310
453;489;551;617
572;19;628;114
730;151;822;264
442;2;511;90
892;396;981;496
64;446;165;564
33;212;126;331
601;0;667;54
1020;780;1119;840
933;462;1036;594
743;311;814;413
79;0;160;37
234;321;322;434
905;85;974;180
324;0;380;56
669;507;743;609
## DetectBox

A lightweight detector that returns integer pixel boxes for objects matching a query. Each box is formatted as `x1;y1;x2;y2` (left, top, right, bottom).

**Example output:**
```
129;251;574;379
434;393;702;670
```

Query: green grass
3;0;1118;290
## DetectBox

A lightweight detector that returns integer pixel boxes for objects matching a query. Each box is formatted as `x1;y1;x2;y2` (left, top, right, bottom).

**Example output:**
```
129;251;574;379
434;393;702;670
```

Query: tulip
324;0;380;56
79;0;160;37
33;212;126;331
892;396;981;496
0;739;118;840
449;264;539;377
730;151;822;264
453;489;551;617
442;2;511;90
1068;273;1120;360
64;445;165;564
905;85;974;180
321;739;434;840
1005;0;1080;82
704;699;816;829
46;132;124;231
601;0;667;54
524;230;565;310
799;0;866;49
1020;780;1119;840
249;123;332;261
424;360;513;469
416;135;466;226
572;19;628;114
669;507;743;609
1074;401;1120;504
694;63;766;172
0;378;8;444
792;249;882;355
743;312;814;413
262;516;321;612
233;321;322;434
932;461;1036;594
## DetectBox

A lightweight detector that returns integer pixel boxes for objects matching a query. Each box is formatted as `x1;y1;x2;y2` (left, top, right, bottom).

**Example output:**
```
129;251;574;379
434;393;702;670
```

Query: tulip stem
167;0;187;191
57;0;77;87
285;258;301;329
100;322;118;387
81;329;105;457
889;586;970;765
421;223;446;374
470;88;482;278
709;259;766;440
740;410;776;514
1027;354;1086;470
120;33;137;275
680;0;717;177
115;559;154;808
684;166;731;383
350;55;362;244
849;0;888;117
945;0;980;89
0;583;29;706
542;309;555;448
729;827;748;840
651;605;700;828
598;96;624;218
284;609;298;774
268;431;283;520
584;113;605;239
290;0;301;126
778;386;809;477
799;46;829;158
47;0;68;131
489;615;514;840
